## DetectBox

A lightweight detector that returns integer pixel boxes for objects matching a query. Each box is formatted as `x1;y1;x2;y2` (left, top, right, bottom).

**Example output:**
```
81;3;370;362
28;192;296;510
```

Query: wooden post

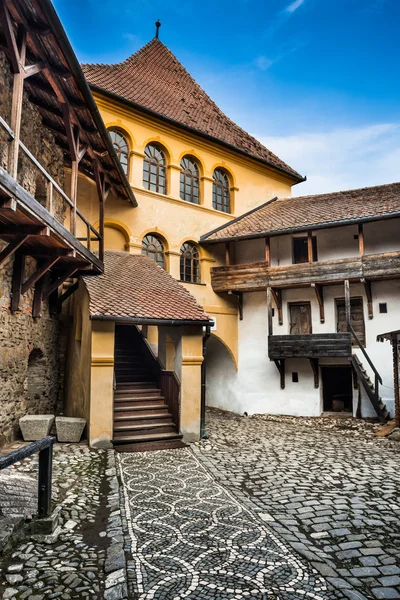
267;287;273;337
70;159;78;235
11;252;24;312
312;284;325;323
358;223;365;257
225;243;230;266
99;196;105;262
265;237;270;266
362;278;373;319
344;279;351;331
392;335;400;428
271;288;283;326
307;231;313;263
9;27;26;178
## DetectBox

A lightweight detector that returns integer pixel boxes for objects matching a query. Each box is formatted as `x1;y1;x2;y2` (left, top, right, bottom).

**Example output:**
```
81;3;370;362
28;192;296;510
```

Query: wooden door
336;298;365;346
289;303;312;335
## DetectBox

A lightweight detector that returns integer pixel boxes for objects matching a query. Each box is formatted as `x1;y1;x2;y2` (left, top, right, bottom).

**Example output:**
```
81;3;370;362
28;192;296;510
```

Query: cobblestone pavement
118;448;335;600
191;409;400;600
0;444;117;600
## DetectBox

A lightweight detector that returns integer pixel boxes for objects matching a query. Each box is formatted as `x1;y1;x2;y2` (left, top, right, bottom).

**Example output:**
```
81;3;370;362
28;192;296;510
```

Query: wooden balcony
211;253;400;293
268;333;352;359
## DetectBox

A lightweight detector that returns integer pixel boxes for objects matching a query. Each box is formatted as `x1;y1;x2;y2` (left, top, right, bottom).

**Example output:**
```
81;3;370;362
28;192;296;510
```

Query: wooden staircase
113;326;183;448
350;354;389;423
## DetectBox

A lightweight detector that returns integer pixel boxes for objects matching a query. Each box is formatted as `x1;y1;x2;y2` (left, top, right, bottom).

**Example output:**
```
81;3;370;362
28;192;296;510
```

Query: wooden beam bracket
309;358;319;388
271;288;283;325
21;256;59;295
362;278;373;319
43;267;78;300
273;359;285;389
11;251;24;312
233;292;243;320
312;283;325;323
57;280;79;309
0;234;28;267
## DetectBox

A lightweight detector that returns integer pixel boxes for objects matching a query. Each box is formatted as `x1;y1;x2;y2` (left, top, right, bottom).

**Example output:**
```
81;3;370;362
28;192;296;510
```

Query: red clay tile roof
201;182;400;242
82;39;303;182
83;251;210;323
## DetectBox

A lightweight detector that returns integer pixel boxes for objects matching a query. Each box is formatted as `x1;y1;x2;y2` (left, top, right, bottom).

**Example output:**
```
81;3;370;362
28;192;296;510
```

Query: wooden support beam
43;267;77;300
271;288;283;325
32;274;43;318
0;0;20;73
0;234;28;267
307;231;313;263
225;243;231;266
358;223;365;257
233;292;243;320
267;287;273;336
57;280;79;307
11;251;24;311
22;61;46;79
0;225;49;236
265;237;271;266
21;257;59;295
344;279;351;330
312;283;325;323
9;26;26;177
362;278;373;319
273;359;285;389
309;358;319;388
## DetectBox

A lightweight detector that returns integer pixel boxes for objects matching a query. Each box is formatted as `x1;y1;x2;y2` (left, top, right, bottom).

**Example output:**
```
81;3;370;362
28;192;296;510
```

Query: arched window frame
180;242;200;283
108;129;130;175
212;168;231;213
141;233;166;269
180;156;200;204
143;143;167;194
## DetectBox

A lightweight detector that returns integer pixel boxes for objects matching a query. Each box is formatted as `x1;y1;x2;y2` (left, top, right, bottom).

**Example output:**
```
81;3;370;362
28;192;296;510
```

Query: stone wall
0;50;66;446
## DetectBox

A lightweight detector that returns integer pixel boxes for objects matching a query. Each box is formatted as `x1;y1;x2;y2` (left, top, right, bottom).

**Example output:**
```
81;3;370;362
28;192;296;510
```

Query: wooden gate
289;302;312;335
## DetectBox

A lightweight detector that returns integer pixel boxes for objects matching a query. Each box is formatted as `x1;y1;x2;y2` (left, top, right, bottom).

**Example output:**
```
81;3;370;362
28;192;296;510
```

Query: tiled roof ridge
272;180;400;205
82;39;303;180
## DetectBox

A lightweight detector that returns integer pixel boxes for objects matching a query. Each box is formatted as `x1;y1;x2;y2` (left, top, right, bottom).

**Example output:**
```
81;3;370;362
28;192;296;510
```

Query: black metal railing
348;323;382;396
0;436;56;518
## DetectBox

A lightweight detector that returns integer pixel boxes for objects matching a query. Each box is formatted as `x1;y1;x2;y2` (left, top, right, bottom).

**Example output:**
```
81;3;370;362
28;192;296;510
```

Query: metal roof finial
155;20;161;39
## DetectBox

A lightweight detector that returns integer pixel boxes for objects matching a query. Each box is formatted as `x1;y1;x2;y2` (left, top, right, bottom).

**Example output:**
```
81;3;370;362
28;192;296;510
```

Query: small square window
379;303;388;314
272;308;275;317
292;372;299;383
354;234;359;240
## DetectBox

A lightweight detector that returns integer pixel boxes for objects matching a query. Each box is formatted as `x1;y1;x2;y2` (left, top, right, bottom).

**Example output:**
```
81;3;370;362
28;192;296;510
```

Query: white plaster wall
364;219;400;254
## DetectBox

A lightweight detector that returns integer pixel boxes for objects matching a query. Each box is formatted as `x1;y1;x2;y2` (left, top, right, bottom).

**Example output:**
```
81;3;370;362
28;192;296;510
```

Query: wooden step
114;415;173;427
114;404;169;414
112;432;183;444
113;423;177;436
116;382;157;388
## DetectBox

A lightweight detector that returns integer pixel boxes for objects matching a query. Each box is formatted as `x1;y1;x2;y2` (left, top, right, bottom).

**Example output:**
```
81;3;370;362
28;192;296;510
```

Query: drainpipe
200;325;211;439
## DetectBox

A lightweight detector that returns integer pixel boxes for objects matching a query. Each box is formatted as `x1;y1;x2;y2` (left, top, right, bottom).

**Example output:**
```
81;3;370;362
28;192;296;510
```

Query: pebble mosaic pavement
119;449;332;600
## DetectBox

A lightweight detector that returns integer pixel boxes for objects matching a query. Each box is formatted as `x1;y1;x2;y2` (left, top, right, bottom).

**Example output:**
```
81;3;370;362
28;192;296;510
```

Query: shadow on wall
27;348;46;411
206;335;239;413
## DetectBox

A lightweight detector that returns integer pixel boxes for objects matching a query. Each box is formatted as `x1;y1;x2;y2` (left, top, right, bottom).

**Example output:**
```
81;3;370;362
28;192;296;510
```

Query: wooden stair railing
348;323;389;422
138;330;181;432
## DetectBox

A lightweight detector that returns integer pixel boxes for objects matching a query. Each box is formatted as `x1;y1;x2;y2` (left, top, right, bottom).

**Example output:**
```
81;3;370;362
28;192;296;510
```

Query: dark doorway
289;302;312;335
321;366;353;412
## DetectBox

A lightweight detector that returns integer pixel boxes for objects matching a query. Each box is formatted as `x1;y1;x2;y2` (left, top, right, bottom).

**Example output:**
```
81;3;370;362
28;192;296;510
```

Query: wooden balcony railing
211;252;400;293
268;333;352;359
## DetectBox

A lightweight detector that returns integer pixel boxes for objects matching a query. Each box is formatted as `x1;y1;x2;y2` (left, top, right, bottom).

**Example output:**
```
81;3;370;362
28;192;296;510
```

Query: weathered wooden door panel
289;303;312;335
336;298;365;346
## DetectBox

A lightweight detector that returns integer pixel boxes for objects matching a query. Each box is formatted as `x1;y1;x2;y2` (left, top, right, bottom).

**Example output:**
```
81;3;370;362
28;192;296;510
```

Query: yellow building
68;33;304;447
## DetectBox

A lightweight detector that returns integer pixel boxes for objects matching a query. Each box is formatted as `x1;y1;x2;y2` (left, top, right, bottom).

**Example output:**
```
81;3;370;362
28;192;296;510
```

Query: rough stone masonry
0;49;67;447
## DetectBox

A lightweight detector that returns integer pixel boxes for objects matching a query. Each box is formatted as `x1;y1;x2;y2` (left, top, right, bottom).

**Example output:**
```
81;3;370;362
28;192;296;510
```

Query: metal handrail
348;323;382;384
0;436;56;518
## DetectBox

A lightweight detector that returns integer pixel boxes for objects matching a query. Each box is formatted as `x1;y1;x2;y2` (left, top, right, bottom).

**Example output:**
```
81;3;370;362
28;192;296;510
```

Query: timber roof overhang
0;0;137;206
82;39;305;185
83;251;213;326
200;182;400;245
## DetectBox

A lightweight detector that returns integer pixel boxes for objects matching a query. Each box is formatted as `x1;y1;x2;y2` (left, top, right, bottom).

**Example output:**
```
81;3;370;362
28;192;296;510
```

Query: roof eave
89;85;305;184
89;314;214;327
38;0;137;207
200;210;400;245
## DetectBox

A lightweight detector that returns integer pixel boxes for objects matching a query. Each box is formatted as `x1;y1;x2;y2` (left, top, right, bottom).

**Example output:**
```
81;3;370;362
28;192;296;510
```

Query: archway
205;335;238;412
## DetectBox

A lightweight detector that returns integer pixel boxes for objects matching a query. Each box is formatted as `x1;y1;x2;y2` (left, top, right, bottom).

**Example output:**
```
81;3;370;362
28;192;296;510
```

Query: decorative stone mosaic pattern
118;448;331;600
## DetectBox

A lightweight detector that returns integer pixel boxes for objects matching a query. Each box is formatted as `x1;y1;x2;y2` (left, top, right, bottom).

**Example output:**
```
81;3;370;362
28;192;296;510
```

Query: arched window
180;156;200;204
143;144;166;194
212;168;231;213
142;234;165;269
109;130;129;175
180;242;200;283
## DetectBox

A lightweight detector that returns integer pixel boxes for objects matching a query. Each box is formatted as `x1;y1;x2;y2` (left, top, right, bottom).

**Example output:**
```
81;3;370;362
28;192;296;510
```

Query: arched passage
206;334;239;412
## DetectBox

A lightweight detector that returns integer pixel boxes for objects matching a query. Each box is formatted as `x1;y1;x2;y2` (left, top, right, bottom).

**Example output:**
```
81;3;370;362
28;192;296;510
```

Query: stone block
56;417;86;443
19;415;54;441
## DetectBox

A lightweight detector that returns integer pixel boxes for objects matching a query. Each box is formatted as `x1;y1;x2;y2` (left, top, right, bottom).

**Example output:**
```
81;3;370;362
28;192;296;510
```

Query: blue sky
54;0;400;195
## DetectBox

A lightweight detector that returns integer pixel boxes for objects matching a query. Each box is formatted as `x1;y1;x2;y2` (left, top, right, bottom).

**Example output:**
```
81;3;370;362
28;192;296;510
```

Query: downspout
200;325;211;439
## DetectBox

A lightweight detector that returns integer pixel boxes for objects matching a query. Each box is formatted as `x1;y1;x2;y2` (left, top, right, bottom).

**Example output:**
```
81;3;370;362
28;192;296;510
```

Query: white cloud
255;123;400;195
286;0;305;13
255;56;275;71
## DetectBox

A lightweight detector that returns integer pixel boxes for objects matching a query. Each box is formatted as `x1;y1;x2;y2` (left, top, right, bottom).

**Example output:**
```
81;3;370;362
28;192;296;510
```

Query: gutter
200;210;400;245
89;85;306;186
39;0;137;207
89;314;214;327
